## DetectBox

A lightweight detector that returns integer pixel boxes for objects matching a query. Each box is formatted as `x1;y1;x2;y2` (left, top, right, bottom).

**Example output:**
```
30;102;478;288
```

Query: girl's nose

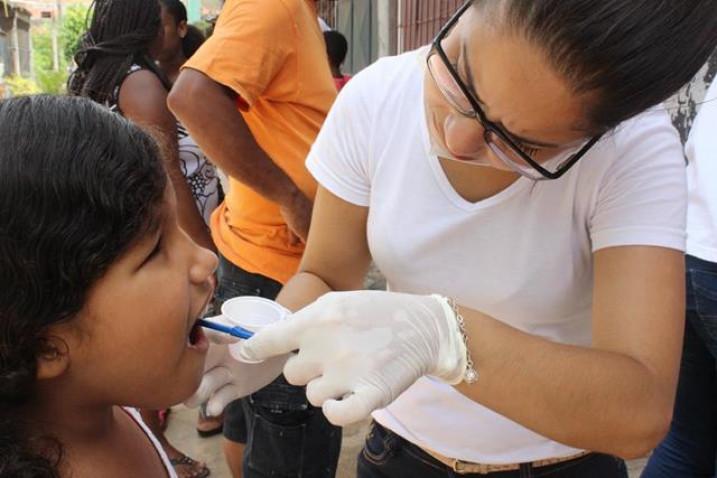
190;246;218;285
443;113;488;158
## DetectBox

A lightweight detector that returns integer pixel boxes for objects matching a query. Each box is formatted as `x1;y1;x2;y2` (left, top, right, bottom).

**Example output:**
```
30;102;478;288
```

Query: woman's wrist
430;295;478;385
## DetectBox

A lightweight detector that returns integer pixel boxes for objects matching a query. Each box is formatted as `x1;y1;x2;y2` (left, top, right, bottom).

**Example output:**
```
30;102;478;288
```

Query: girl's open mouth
187;299;212;351
188;318;209;351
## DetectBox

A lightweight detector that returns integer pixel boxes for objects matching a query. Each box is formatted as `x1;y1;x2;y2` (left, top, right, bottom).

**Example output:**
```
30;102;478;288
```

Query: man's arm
168;68;313;242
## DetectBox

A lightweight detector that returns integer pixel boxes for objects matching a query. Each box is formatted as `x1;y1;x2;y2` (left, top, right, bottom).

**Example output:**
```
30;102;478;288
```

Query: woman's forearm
457;308;674;459
276;271;334;312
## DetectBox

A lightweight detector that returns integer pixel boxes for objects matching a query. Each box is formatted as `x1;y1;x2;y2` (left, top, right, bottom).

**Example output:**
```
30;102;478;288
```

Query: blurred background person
168;0;339;476
323;29;351;91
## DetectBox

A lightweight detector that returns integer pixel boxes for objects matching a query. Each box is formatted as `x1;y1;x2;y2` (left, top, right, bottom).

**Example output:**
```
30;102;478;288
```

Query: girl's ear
36;336;71;380
178;20;188;39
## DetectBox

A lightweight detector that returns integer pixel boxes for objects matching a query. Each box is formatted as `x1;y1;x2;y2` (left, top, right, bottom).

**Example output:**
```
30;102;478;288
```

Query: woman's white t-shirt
306;48;687;464
686;80;717;262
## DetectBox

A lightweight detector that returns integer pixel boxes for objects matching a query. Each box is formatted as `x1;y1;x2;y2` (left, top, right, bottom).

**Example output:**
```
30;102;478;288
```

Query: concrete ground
165;405;648;478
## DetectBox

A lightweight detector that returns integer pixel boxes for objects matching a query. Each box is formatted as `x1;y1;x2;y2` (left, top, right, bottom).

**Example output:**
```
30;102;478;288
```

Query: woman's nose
443;113;487;158
190;246;218;285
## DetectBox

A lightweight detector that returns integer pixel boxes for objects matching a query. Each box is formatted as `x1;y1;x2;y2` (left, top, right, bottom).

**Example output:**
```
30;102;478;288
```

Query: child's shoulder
61;407;176;478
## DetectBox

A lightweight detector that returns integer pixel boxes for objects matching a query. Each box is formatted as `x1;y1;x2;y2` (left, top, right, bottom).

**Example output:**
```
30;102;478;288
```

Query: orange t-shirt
185;0;336;284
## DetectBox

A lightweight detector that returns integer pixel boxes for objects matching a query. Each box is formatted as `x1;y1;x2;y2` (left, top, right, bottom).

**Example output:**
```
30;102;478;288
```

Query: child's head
157;0;201;61
0;95;216;474
323;30;348;72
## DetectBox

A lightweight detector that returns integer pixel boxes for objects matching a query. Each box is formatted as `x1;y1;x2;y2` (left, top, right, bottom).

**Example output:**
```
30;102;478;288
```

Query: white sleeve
589;110;687;252
306;71;373;207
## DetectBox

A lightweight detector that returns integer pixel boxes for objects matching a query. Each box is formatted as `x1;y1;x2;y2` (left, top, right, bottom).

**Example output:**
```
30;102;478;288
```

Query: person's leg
642;255;717;478
241;376;342;478
222;399;248;478
213;255;274;478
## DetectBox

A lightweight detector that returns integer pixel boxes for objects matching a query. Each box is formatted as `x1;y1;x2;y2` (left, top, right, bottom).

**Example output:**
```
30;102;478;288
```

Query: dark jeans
215;255;341;477
358;422;627;478
643;255;717;478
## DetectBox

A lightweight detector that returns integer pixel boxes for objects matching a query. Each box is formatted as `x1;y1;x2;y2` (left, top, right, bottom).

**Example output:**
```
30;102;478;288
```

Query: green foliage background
23;3;89;95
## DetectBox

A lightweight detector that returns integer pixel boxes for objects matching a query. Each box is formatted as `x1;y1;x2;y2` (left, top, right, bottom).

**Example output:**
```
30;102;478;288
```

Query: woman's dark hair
68;0;170;103
0;95;166;477
324;30;348;69
477;0;717;130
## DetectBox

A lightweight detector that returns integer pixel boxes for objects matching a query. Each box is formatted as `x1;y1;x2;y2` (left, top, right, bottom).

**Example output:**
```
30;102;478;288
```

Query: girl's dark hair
159;0;206;59
0;95;166;477
183;24;206;59
160;0;187;24
324;30;348;69
478;0;717;130
68;0;170;103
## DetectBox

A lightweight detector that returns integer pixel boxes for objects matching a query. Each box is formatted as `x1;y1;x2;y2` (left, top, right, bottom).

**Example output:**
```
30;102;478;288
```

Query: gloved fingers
206;384;241;417
225;354;288;398
183;366;234;408
283;353;323;386
305;376;352;408
239;315;307;362
321;385;386;427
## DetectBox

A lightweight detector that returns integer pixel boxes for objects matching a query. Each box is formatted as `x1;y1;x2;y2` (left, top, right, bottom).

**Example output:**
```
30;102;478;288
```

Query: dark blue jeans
215;255;341;478
358;422;627;478
643;255;717;478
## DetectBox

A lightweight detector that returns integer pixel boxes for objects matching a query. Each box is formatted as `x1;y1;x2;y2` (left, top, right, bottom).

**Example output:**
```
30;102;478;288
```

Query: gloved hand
239;291;467;426
184;315;288;416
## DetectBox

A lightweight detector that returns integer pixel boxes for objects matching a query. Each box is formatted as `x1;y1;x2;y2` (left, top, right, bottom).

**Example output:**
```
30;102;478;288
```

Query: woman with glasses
191;1;717;477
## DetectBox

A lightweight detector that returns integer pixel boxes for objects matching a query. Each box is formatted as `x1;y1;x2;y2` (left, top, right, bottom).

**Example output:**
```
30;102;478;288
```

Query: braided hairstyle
67;0;170;103
0;95;166;477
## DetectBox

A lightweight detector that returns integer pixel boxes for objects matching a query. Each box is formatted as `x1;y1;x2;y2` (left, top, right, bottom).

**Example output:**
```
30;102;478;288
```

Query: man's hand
280;190;313;244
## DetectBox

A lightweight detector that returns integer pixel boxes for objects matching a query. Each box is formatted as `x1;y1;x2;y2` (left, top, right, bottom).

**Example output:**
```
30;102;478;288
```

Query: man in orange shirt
168;1;339;476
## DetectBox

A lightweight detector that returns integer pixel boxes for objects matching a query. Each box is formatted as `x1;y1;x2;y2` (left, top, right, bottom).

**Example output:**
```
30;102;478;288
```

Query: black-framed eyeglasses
426;1;603;180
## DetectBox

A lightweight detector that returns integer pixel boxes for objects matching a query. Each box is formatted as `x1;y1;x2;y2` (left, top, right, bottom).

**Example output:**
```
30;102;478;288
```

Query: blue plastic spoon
198;319;254;339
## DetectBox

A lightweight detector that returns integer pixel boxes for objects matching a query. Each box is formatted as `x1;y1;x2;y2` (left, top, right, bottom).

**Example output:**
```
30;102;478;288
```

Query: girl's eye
143;238;162;265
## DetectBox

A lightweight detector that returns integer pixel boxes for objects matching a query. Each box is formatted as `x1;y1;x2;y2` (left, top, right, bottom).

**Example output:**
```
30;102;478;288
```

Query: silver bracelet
446;297;479;384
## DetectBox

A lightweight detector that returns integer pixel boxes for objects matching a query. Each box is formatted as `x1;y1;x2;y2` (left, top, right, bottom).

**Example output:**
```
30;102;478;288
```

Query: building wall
0;2;32;77
397;0;460;52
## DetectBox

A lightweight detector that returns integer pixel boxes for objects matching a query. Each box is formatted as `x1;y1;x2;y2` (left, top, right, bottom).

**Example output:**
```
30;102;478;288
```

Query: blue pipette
198;319;254;339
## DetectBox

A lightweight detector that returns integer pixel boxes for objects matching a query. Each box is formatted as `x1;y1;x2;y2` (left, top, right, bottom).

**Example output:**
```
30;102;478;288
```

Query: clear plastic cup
221;296;290;363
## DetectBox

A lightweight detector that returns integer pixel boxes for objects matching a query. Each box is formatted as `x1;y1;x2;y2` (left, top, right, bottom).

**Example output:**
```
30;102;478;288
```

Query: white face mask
427;129;494;167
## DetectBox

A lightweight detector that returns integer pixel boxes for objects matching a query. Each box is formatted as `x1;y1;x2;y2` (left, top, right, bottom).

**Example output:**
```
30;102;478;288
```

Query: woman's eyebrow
459;41;562;149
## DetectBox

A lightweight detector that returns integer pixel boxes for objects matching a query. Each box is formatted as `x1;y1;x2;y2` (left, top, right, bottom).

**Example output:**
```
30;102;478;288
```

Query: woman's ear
36;335;71;380
178;20;188;39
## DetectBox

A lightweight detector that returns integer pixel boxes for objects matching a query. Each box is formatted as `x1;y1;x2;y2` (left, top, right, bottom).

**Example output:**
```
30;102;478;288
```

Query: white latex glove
238;291;467;426
184;315;289;416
